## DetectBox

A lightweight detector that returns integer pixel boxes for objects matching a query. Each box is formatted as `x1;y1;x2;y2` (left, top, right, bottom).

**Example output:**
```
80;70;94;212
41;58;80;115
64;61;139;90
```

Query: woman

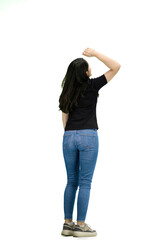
59;48;121;237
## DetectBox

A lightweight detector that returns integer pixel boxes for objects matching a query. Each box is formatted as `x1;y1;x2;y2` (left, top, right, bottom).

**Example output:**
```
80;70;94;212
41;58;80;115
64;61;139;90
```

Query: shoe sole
61;229;73;236
73;231;97;237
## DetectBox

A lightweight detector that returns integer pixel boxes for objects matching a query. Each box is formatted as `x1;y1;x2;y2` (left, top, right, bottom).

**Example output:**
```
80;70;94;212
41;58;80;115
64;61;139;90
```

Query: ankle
65;219;73;223
77;221;85;226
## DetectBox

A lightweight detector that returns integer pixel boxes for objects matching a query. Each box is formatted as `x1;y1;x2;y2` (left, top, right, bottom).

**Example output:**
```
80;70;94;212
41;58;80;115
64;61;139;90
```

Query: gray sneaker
73;223;97;237
61;221;75;236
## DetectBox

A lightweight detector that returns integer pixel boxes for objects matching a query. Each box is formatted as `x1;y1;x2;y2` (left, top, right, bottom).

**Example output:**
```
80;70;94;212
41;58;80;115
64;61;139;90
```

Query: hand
82;48;96;57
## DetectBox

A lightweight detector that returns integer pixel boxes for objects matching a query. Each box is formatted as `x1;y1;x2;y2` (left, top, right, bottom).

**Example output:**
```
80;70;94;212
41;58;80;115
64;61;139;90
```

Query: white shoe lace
76;222;94;231
84;223;93;231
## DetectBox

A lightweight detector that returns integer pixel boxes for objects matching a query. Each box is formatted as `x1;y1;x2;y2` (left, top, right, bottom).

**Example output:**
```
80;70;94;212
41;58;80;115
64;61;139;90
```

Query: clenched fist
82;48;96;57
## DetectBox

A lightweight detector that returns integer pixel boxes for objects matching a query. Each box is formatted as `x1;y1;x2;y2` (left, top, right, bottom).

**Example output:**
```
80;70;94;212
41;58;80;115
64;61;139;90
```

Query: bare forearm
94;50;121;70
62;112;69;129
63;120;67;129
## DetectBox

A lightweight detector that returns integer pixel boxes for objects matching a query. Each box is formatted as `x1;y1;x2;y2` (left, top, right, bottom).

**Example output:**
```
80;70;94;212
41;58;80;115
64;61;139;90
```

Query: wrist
93;50;99;57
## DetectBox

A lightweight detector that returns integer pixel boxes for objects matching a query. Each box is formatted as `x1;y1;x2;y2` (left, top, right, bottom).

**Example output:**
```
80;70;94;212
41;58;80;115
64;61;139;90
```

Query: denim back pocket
63;133;72;149
79;134;96;149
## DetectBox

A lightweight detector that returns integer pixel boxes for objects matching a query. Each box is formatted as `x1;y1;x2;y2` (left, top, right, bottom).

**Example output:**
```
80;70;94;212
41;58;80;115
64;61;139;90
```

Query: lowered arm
62;112;69;130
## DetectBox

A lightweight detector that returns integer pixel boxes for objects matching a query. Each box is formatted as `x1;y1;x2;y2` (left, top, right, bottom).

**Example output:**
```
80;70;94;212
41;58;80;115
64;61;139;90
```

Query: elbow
115;64;121;72
112;64;121;72
117;64;121;69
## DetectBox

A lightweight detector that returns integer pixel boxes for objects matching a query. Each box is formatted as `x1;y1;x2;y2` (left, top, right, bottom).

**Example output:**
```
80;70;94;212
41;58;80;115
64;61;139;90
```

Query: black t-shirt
65;74;108;131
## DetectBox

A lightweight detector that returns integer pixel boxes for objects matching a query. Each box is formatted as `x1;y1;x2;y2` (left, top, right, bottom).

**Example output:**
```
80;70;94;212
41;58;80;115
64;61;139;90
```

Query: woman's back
65;74;108;131
61;48;121;237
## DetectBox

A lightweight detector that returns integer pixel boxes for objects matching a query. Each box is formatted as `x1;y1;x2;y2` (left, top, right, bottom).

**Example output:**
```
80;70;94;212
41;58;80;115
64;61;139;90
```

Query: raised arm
82;48;121;83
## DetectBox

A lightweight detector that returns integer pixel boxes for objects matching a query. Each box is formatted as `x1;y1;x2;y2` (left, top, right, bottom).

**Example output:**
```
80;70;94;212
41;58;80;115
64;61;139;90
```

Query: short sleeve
90;74;108;91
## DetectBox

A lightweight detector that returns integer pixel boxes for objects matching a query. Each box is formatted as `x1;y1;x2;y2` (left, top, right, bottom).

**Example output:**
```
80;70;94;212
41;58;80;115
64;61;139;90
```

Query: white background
0;0;160;239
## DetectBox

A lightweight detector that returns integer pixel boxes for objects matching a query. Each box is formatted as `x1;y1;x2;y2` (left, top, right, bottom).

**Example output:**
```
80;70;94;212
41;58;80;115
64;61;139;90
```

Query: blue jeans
62;129;99;222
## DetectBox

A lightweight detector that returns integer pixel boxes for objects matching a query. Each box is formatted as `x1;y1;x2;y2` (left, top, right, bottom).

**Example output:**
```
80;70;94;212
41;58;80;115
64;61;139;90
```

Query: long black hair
58;58;90;113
